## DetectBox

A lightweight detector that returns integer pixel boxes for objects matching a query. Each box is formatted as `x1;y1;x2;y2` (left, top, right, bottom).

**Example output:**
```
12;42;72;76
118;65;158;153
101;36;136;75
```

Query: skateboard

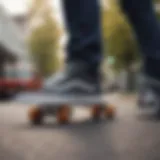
15;92;116;125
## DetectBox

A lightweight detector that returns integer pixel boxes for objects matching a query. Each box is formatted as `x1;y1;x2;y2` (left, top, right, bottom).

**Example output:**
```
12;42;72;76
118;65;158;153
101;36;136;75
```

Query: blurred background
0;0;151;100
1;1;160;160
0;0;160;100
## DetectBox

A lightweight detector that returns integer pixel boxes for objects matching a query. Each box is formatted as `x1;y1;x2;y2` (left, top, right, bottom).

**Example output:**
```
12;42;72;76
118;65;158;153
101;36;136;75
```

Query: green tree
102;0;140;91
154;0;160;18
28;0;61;77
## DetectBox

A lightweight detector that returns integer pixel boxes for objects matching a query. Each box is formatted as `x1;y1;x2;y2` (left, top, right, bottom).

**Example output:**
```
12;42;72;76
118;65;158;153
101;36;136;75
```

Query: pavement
1;93;160;160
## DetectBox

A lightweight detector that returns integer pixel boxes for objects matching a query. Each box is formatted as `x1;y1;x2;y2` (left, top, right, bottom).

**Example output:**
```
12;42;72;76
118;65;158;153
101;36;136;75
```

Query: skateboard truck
28;103;115;125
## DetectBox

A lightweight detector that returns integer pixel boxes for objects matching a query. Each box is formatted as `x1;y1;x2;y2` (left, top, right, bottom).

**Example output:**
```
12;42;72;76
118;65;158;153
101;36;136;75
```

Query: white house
0;5;33;76
0;5;28;60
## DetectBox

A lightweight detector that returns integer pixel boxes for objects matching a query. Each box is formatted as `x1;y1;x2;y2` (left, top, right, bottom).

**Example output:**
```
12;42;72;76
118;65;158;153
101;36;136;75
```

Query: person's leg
121;0;160;79
62;0;102;73
121;0;160;115
43;0;103;95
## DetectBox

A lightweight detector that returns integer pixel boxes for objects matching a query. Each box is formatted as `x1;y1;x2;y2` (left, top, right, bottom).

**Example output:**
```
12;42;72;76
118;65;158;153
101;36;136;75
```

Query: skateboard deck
13;91;116;125
14;91;107;105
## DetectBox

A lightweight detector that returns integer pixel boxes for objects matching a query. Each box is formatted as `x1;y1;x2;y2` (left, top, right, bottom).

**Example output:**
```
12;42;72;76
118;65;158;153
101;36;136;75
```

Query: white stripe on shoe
53;79;96;92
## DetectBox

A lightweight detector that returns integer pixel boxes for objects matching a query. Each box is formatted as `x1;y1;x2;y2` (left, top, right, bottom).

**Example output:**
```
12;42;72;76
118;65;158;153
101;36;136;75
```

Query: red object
0;73;42;98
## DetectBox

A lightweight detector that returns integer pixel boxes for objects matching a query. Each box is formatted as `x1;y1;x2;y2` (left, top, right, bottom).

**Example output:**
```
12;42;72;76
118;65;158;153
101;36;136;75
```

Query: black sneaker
42;61;102;96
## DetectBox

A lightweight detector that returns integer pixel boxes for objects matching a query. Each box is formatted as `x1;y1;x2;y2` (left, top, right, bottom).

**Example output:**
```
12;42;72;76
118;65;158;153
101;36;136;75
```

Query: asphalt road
1;94;160;160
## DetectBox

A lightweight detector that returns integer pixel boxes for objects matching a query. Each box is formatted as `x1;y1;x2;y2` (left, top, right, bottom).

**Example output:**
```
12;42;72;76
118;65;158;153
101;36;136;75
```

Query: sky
0;0;27;14
0;0;61;14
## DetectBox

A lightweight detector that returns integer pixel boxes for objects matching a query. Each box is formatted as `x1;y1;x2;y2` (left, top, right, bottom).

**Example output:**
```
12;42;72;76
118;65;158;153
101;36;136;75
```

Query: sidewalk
106;92;137;106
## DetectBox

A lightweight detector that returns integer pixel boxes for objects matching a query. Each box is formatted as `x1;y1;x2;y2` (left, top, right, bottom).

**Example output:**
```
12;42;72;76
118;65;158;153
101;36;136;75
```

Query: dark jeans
62;0;160;74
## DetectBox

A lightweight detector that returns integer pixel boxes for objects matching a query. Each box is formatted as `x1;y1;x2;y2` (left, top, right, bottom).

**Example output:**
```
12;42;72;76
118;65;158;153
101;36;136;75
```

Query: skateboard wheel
91;105;102;120
57;106;70;124
104;105;115;119
28;106;43;125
